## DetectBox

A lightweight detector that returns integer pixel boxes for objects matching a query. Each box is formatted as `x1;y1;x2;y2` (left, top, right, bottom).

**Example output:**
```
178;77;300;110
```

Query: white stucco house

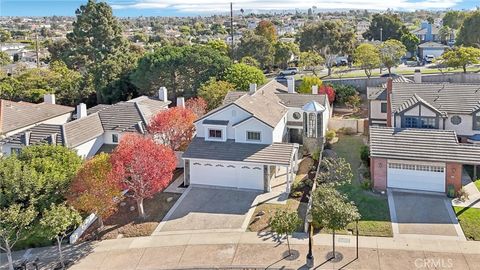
367;72;480;194
182;79;331;193
0;91;171;158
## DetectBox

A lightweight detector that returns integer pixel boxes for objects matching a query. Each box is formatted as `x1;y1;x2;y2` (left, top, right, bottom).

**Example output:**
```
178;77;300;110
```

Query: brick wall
371;158;387;191
445;162;462;193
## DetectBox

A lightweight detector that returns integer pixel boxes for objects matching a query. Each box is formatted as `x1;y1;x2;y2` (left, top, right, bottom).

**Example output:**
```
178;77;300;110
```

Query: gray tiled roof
63;113;104;148
0;124;64;146
223;91;246;105
128;96;171;122
276;93;327;108
0;100;73;133
203;119;229;125
183;138;296;166
370;127;480;165
394;93;446;117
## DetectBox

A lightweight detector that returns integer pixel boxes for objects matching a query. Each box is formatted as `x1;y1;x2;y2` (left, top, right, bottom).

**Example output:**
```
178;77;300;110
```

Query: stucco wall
370;100;387;121
234;117;273;144
371;157;387;191
196;105;251;139
73;136;104;159
328;118;367;134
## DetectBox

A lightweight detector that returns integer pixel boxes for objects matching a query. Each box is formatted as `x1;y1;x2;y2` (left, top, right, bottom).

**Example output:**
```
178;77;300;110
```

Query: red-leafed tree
319;85;336;104
68;153;122;228
185;97;207;118
148;107;196;151
109;133;176;219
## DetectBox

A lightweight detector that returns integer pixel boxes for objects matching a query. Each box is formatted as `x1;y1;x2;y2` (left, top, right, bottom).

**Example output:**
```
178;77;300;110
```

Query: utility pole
380;27;383;42
230;2;234;60
35;33;40;68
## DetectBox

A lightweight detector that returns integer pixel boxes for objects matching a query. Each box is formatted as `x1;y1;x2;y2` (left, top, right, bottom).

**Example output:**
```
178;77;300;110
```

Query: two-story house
0;91;170;158
182;79;330;193
367;75;480;194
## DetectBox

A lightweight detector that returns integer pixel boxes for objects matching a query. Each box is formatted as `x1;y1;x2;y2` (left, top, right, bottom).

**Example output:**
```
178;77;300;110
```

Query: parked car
279;67;299;76
380;73;400;78
424;55;435;64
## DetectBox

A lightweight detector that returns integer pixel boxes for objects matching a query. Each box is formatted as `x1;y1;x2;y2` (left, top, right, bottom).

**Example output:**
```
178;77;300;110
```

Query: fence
328;118;368;134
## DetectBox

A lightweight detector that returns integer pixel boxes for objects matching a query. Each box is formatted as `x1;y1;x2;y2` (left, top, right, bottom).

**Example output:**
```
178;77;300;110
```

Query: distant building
412;21;440;43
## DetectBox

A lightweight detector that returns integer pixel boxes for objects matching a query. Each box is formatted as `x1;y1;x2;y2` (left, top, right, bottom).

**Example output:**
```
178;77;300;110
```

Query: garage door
190;160;264;190
387;162;445;192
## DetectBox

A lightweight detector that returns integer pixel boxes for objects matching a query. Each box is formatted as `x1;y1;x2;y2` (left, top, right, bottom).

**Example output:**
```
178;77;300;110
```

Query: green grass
331;134;393;237
325;66;480;79
474;179;480;191
454;207;480;241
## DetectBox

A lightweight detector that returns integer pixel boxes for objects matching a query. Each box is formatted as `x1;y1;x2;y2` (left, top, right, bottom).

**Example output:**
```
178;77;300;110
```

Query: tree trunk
57;236;65;269
388;67;392;75
137;198;145;219
332;230;336;259
463;65;467;73
286;234;291;256
6;243;13;270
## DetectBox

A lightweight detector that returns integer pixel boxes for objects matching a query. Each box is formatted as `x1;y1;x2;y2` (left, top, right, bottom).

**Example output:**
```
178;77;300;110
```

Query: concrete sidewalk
3;232;480;269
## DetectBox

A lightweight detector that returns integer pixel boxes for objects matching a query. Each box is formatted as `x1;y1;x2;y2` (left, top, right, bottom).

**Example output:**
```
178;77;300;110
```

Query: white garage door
387;162;445;192
190;160;264;190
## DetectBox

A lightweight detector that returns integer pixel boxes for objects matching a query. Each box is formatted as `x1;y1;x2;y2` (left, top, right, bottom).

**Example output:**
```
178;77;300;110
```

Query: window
293;112;301;120
450;116;462;125
381;102;387;113
208;129;222;139
10;147;21;155
474;112;480;130
112;134;119;143
247;131;261;141
404;116;437;129
307;113;317;138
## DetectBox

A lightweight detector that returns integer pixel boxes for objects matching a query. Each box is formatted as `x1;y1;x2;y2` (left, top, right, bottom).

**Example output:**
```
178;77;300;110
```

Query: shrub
291;191;303;198
345;94;362;109
325;130;336;142
332;84;357;104
312;149;321;162
360;145;370;166
299;76;322;94
360;179;372;190
319;85;335;103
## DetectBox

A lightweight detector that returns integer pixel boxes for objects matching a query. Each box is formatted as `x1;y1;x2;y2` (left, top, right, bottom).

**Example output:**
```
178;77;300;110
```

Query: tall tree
41;204;82;270
379;39;407;74
269;210;301;256
237;30;274;69
255;20;277;43
456;11;480;47
316;157;353;186
223;63;266;91
0;29;11;42
363;13;406;41
400;32;420;56
299;76;322;94
299;21;356;75
312;185;360;259
443;10;468;29
0;204;37;270
198;78;236;110
0;51;11;66
438;47;480;73
185;97;208;118
206;39;229;56
274;42;299;69
353;43;380;78
68;153;121;228
298;51;324;75
438;26;452;45
65;0;130;103
131;45;231;99
110;134;176;218
148;107;197;152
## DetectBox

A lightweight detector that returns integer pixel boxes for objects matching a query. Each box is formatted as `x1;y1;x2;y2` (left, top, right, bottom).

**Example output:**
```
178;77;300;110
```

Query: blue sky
0;0;478;17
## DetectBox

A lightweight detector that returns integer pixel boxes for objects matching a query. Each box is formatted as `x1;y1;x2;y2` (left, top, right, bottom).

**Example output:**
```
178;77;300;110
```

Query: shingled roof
183;137;297;166
0;124;64;146
0;99;73;134
370;127;480;165
63;113;104;148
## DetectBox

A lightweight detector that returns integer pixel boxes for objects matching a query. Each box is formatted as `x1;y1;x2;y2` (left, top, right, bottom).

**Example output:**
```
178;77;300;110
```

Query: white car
279;67;299;76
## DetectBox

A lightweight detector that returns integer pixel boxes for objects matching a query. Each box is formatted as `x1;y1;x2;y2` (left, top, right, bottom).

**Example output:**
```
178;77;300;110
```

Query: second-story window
112;133;119;143
381;102;387;113
208;129;222;139
247;131;261;141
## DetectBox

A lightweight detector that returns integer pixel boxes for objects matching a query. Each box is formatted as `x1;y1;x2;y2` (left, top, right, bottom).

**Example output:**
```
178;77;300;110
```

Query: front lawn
454;206;480;241
331;134;393;237
475;179;480;191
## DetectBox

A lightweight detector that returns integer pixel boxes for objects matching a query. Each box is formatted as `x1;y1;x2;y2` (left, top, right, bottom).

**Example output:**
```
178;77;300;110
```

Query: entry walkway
452;169;480;209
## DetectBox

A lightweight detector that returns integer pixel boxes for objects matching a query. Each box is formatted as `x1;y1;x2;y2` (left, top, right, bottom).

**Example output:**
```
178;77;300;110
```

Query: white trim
246;130;262;142
182;156;293;167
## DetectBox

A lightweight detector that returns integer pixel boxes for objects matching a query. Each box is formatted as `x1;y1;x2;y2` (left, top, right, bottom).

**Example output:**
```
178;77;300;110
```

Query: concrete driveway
153;186;260;234
388;190;464;239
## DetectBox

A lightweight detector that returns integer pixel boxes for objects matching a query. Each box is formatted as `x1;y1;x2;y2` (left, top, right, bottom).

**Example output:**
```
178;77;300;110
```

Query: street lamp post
306;212;314;268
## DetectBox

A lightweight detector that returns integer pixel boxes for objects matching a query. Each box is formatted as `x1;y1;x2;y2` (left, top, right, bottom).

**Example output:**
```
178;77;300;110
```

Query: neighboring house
368;74;480;194
0;94;74;156
182;79;331;193
417;41;449;59
0;91;171;158
412;21;440;43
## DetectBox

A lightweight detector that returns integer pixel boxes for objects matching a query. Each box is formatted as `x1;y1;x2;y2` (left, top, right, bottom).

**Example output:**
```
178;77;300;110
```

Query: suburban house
412;21;440;43
0;94;74;154
0;92;170;158
417;41;449;60
182;79;331;193
367;75;480;194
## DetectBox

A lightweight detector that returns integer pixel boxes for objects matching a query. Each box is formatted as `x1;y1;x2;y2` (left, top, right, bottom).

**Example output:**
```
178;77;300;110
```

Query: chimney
76;103;87;119
386;78;393;127
176;97;185;108
287;76;295;93
414;69;422;83
43;93;55;104
158;87;168;101
312;85;318;95
249;83;257;94
23;131;31;146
